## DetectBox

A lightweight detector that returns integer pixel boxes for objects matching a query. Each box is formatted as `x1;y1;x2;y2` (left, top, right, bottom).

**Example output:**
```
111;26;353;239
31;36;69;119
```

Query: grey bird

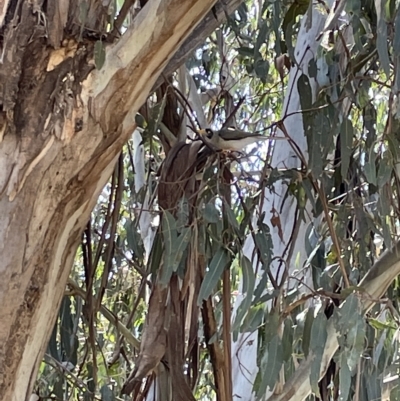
198;127;285;151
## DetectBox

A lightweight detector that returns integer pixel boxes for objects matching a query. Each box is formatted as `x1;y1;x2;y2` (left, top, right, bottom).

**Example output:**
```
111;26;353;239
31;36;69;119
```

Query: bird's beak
197;129;207;136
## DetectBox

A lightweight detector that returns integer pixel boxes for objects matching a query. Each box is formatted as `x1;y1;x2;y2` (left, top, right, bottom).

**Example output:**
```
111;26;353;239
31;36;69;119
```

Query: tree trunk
0;1;216;399
231;3;330;400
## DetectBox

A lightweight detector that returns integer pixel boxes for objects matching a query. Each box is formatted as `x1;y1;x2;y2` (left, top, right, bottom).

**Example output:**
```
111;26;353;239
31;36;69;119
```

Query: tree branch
152;0;242;91
267;241;400;401
87;0;219;132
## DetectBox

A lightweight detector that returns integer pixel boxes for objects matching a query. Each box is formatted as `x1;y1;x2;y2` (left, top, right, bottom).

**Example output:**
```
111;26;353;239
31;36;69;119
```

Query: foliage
34;0;400;400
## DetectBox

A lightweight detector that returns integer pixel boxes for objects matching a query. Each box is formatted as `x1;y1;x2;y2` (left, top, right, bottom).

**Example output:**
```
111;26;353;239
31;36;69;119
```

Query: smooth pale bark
0;1;216;400
231;5;330;401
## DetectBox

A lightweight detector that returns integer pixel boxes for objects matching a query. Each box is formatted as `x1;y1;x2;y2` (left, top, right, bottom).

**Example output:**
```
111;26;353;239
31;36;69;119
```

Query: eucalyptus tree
24;1;400;401
0;0;237;400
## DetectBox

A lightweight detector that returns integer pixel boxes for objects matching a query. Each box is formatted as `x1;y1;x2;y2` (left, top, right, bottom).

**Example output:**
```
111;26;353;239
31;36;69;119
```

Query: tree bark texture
0;1;216;399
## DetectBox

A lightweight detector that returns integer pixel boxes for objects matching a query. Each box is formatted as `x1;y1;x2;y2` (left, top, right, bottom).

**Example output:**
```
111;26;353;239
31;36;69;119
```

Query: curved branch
267;241;400;401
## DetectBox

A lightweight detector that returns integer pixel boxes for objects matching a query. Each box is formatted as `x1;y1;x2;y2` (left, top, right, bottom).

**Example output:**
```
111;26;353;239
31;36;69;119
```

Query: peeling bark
0;1;217;399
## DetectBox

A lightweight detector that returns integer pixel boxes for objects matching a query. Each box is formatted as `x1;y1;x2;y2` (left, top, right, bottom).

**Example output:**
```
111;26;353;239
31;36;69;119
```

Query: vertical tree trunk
0;1;216;399
231;4;331;400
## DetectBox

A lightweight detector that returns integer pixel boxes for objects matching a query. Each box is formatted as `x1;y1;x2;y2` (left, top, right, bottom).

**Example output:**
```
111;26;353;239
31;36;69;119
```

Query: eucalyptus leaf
232;255;256;332
302;306;314;358
377;153;393;187
94;41;106;70
197;248;230;304
309;310;328;397
265;335;283;391
364;148;377;186
161;210;191;285
375;0;390;77
340;119;354;178
203;202;220;223
100;384;116;401
338;353;351;401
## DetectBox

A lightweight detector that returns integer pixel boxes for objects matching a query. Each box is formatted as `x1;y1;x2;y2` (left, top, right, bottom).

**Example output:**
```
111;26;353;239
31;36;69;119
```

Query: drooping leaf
240;305;264;333
364;147;377;186
377;152;393;187
232;255;256;333
100;384;116;401
309;310;328;397
203;202;220;223
94;41;106;70
254;222;272;269
254;21;268;56
254;59;269;82
265;335;283;391
302;306;314;358
160;211;191;285
298;74;313;111
197;248;230;304
375;0;390;77
338;353;352;401
340;119;354;178
282;318;294;362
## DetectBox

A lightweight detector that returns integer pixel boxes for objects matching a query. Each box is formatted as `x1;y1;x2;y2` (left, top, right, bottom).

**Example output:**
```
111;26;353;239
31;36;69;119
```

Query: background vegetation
33;1;400;400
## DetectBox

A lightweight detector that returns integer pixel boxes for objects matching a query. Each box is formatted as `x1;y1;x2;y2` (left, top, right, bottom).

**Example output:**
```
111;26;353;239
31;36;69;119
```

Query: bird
197;127;285;152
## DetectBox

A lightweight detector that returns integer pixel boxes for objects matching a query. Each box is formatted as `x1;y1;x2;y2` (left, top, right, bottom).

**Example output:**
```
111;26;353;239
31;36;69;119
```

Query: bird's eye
205;129;213;138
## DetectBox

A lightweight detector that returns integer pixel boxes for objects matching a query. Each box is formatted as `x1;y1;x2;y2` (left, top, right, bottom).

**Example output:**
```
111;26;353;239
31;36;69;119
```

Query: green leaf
254;21;268;55
282;318;293;362
302;306;314;358
369;318;396;330
337;293;360;332
79;1;88;24
223;200;239;232
309;310;328;397
126;220;143;261
346;314;365;370
364;147;377;185
197;248;230;304
240;305;264;333
377;153;393;187
203;202;220;223
172;228;191;270
365;366;381;400
60;296;77;366
308;58;318;78
236;46;255;57
149;231;163;276
253;289;280;305
100;384;116;401
338;353;351;401
254;59;269;83
393;8;400;90
298;74;313;111
232;255;256;332
308;112;330;177
364;103;377;149
265;335;283;390
254;222;272;268
375;0;390;77
340;119;354;178
253;269;270;303
282;1;309;59
145;94;167;140
161;211;191;285
94;41;106;70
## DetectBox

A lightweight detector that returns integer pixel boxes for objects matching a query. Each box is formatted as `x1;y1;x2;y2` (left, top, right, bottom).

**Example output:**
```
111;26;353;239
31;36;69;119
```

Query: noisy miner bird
198;127;285;151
